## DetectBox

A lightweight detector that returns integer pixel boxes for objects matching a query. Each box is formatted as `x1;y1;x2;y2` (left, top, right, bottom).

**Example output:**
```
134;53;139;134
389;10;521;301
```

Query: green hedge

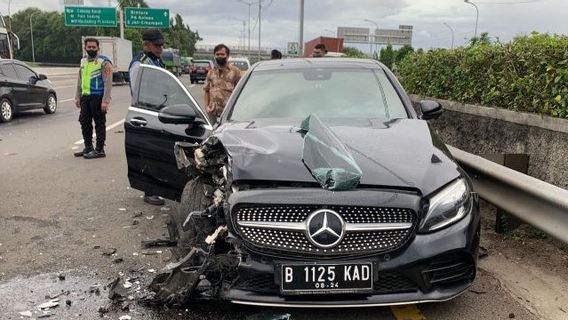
398;33;568;118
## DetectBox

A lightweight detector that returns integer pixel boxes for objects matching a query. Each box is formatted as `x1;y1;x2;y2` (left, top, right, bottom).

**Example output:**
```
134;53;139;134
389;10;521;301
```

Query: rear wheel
0;98;14;122
43;93;57;114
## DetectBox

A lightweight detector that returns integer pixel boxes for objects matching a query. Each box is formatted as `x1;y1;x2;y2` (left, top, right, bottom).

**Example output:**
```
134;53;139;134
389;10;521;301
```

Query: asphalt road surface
0;69;563;320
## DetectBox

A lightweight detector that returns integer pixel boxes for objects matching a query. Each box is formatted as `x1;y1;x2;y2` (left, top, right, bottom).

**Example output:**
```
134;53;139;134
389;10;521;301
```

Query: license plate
281;263;373;294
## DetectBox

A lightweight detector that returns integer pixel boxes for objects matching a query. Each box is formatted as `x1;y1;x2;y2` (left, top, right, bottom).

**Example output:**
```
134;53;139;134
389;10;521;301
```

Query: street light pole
299;0;304;57
443;22;454;49
464;0;479;38
7;0;12;32
30;13;35;62
258;0;262;60
364;19;379;55
236;0;256;53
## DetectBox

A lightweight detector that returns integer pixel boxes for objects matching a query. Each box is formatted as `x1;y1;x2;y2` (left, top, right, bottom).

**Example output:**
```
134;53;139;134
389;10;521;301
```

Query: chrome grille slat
235;205;416;256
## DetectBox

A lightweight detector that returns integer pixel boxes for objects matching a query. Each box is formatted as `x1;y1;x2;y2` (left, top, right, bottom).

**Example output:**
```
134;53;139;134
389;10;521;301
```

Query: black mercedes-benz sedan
125;58;480;308
0;59;57;122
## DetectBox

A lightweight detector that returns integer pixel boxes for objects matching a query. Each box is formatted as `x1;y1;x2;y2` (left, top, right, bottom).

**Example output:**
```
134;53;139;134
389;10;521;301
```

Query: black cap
142;29;164;45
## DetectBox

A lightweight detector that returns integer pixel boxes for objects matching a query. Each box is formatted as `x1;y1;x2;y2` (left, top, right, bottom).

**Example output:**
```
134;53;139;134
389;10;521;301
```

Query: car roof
253;58;385;72
230;57;250;62
193;60;212;63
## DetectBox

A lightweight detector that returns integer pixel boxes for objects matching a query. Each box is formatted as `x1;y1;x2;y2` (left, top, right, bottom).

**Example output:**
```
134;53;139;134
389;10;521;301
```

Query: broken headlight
419;178;472;233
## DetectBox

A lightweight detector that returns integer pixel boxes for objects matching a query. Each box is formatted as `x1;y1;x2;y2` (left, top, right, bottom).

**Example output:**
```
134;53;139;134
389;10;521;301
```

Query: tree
342;47;365;58
379;44;395;69
469;32;491;46
394;44;414;65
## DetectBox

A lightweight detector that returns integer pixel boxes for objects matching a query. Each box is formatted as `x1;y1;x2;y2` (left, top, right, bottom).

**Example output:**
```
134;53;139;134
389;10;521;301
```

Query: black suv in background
189;60;213;84
0;60;57;122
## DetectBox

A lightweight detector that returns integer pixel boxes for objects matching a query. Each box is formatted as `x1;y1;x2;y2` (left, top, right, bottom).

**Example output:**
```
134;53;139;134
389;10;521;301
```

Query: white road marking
60;98;75;103
54;85;76;89
189;84;196;88
73;119;125;145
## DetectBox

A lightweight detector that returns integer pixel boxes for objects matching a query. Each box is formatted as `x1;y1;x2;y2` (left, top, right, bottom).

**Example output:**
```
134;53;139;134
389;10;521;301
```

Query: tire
170;177;214;259
43;93;57;114
0;98;14;122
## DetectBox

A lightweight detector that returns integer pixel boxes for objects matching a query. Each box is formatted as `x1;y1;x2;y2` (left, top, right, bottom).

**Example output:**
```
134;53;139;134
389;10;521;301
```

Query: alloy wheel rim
48;96;57;111
1;101;11;120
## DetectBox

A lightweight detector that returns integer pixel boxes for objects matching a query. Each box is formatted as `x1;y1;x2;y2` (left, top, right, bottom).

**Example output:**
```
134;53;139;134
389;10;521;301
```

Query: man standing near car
74;38;112;159
127;28;166;206
312;44;328;58
204;44;241;118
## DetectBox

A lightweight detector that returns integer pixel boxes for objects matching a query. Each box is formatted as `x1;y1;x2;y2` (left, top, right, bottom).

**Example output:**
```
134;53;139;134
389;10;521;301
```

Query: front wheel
0;98;14;122
170;177;214;259
43;93;57;114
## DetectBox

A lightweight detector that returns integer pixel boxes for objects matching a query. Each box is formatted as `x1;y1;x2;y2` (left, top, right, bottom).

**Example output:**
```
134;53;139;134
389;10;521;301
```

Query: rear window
229;67;408;121
230;61;249;70
195;62;210;68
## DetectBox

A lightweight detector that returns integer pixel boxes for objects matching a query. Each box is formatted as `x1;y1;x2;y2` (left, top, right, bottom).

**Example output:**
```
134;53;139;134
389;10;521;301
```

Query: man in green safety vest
74;37;113;159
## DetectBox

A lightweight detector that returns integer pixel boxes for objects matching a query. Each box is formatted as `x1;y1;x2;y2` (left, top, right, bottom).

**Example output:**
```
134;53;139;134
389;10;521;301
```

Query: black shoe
74;147;93;157
83;149;106;159
144;195;165;206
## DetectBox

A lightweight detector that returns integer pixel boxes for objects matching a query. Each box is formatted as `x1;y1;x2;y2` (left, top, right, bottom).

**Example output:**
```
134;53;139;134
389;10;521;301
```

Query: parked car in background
0;59;57;122
229;57;251;76
181;56;193;74
189;60;213;84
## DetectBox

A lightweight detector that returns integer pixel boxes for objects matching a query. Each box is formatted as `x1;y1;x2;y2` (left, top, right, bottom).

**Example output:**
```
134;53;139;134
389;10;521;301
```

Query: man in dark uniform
128;29;166;206
74;37;112;159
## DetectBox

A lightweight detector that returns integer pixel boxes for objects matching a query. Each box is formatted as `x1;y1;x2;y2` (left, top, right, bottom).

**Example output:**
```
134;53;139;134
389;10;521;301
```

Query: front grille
237;205;414;224
374;272;418;293
235;204;416;256
234;273;278;293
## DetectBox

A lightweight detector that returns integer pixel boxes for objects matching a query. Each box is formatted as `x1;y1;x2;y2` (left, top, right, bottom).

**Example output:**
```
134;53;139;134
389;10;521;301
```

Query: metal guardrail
448;145;568;245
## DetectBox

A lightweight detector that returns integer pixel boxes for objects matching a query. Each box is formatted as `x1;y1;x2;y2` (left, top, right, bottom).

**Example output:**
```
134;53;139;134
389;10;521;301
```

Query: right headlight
419;178;473;233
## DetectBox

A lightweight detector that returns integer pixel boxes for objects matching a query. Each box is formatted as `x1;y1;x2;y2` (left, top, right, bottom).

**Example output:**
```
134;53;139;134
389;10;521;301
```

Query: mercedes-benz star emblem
306;209;345;249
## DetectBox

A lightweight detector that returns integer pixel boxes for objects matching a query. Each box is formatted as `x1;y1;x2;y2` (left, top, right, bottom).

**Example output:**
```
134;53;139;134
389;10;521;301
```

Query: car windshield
195;62;210;67
229;67;409;121
230;61;249;70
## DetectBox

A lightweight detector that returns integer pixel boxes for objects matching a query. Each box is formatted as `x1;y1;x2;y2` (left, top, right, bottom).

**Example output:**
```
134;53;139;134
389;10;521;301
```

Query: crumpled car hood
215;118;461;196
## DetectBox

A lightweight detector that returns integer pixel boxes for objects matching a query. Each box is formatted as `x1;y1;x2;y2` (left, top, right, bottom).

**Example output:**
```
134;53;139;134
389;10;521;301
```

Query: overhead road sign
124;8;170;29
64;6;116;27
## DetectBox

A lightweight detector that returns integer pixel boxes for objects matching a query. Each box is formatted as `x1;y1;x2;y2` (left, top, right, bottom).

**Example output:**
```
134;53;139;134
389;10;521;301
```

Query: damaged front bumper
223;206;480;307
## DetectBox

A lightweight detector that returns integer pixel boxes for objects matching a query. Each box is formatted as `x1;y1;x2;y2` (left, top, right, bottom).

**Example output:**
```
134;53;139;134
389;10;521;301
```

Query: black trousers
79;95;106;150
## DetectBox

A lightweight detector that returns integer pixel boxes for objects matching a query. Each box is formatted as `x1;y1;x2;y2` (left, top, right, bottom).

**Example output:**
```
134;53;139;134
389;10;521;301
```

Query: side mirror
158;104;197;124
420;100;443;120
38;74;48;80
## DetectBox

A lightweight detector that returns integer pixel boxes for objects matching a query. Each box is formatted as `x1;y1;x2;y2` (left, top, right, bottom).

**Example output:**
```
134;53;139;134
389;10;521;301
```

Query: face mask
86;50;98;58
215;57;227;66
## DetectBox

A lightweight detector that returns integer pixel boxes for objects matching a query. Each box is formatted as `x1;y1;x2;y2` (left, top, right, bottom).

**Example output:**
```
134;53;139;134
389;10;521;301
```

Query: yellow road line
390;304;427;320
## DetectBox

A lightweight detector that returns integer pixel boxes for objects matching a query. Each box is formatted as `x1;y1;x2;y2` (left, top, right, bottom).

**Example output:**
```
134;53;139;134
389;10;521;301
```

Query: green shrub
398;32;568;118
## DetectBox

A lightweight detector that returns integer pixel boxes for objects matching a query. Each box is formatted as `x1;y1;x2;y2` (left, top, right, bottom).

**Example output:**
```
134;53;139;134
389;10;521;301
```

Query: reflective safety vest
80;55;110;96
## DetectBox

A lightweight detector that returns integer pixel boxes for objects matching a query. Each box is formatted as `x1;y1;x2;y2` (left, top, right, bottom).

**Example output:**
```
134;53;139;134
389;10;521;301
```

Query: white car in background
228;57;251;76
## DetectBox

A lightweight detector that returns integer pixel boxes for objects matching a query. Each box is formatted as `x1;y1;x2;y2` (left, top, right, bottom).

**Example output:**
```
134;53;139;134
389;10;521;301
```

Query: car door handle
130;118;148;127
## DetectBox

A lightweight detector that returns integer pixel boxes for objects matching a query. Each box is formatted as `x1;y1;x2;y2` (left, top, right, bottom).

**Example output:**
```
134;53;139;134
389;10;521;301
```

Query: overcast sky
5;0;567;52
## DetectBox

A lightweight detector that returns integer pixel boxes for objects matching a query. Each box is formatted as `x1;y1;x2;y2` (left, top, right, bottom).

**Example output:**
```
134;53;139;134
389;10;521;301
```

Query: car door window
13;64;36;82
137;66;202;116
0;64;19;80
